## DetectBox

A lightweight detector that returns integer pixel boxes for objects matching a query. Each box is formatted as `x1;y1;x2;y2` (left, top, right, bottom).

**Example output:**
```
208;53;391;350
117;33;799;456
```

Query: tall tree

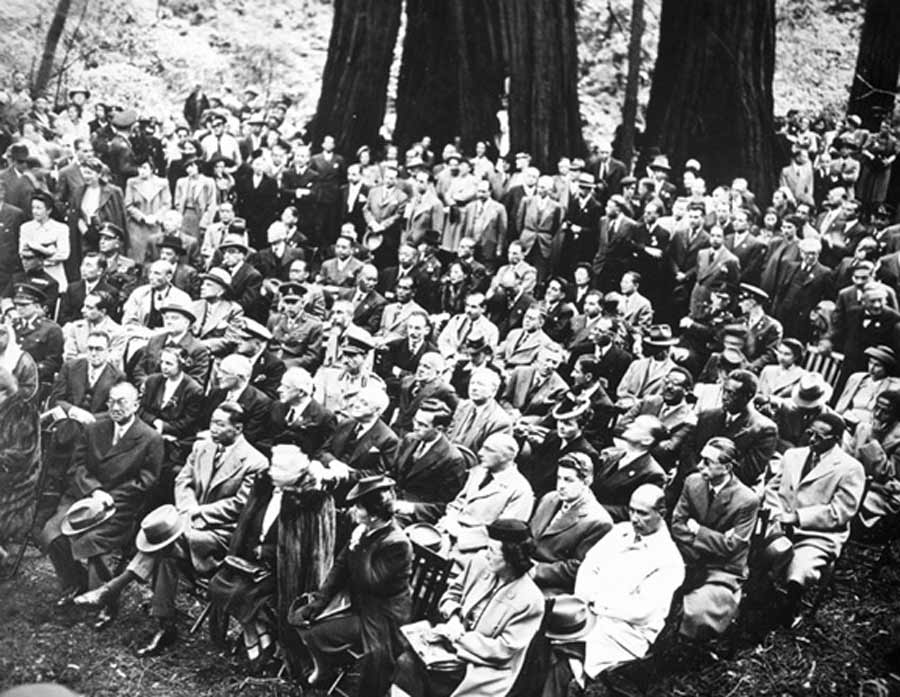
848;0;900;130
394;0;504;154
308;0;402;157
33;0;72;98
643;0;776;199
498;0;585;171
619;0;646;172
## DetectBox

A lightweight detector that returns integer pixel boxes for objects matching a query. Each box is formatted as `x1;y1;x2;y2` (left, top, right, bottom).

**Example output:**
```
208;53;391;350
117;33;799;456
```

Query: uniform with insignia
11;283;64;382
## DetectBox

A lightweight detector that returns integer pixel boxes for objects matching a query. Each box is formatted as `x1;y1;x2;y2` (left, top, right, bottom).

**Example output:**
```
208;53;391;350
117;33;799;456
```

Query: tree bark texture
620;0;646;172
309;0;402;157
33;0;72;98
394;0;504;154
848;0;900;131
643;0;776;200
497;0;585;171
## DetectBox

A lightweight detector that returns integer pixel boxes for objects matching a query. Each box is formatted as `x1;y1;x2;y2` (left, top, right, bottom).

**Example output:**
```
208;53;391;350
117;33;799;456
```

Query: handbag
222;555;271;583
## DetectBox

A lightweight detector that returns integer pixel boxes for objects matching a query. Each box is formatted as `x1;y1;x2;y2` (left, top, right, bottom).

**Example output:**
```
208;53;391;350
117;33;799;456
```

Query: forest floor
1;543;898;697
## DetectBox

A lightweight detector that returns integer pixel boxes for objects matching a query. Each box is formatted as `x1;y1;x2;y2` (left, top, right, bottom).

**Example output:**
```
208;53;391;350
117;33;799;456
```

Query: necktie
213;444;224;468
458;317;472;347
478;469;494;490
707;484;716;511
215;137;223;158
112;427;122;446
286;406;298;425
801;451;819;480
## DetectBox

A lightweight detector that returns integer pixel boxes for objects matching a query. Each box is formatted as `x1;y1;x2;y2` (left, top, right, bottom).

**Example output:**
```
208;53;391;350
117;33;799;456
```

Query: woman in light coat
124;156;172;265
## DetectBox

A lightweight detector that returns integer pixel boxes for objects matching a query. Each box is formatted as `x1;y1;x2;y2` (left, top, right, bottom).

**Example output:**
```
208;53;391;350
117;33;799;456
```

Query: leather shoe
54;586;84;608
93;606;118;632
74;585;111;608
136;627;178;657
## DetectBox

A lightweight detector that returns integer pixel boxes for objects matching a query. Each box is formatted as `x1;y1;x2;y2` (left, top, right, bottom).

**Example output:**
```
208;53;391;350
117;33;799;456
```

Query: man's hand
645;247;663;258
675;271;687;283
686;518;701;535
328;460;352;480
393;500;415;515
776;510;799;525
434;615;464;642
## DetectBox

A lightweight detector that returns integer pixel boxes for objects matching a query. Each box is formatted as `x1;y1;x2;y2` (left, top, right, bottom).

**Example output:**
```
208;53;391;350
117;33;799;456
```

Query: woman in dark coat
66;157;127;278
294;475;413;696
0;367;41;562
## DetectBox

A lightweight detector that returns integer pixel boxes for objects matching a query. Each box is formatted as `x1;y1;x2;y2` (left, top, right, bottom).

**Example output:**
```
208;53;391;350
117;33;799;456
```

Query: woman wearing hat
295;475;412;695
68;156;127;260
834;345;900;426
390;519;544;697
124;155;172;265
174;152;217;240
757;339;807;401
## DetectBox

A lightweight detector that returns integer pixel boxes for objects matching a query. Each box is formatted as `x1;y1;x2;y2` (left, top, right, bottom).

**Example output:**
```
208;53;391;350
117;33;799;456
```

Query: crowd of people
0;76;899;697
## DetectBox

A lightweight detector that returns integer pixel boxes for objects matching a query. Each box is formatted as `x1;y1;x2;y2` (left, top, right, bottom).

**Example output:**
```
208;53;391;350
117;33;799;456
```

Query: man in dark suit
516;175;564;285
0;182;24;292
667;203;711;318
725;208;767;286
219;234;265;322
234;152;280;249
347;263;387;336
688;226;741;318
671;436;760;640
592;194;640;293
6;156;45;216
687;369;778;490
591;141;627;200
392;352;458;435
830;261;897;348
501;166;536;241
310;135;346;244
281;143;319;240
559;173;603;279
567;317;632;396
204;353;273;447
827;282;900;380
486;269;536;341
461;179;508;269
40;381;164;621
48;334;123;423
264;366;337;457
632;200;673;318
340;163;369;241
592;414;667;521
391;398;467;525
314;384;400;503
58;252;117;326
771;237;833;343
131;301;211;387
530;452;613;596
875;248;900;291
249;220;305;282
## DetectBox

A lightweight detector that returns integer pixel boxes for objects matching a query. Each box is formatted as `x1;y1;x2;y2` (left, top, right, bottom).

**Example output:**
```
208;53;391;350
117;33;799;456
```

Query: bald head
629;484;666;536
478;433;520;472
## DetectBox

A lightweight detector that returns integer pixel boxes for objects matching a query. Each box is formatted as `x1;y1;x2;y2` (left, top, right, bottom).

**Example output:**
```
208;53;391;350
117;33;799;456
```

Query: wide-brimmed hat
218;234;249;254
406;523;442;552
68;86;91;100
200;267;233;291
136;505;188;553
864;345;896;370
208;154;236;169
551;394;591;422
7;143;29;162
465;334;491;353
644;324;678;347
545;594;598;642
157;233;185;254
245;112;266;126
60;497;116;536
112;108;138;130
158;299;196;323
345;475;395;503
791;372;833;409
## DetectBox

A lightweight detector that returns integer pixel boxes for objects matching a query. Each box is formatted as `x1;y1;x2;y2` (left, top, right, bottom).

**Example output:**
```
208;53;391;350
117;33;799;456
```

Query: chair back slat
409;542;453;622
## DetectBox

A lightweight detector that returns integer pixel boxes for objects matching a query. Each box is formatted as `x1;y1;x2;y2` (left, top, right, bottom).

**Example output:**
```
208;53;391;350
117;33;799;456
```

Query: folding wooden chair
804;348;844;390
409;542;453;622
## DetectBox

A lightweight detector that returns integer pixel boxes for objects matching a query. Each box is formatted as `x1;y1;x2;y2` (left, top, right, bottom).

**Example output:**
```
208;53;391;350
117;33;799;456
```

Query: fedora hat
464;333;491;353
422;229;442;247
157;233;185;255
68;86;91;100
649;154;671;172
158;299;196;323
61;497;116;536
136;505;188;553
218;234;249;254
7;143;29;162
644;324;678;347
345;475;395;503
864;345;896;370
200;267;233;291
577;172;595;187
791;372;833;409
406;523;442;552
545;594;598;642
363;229;384;252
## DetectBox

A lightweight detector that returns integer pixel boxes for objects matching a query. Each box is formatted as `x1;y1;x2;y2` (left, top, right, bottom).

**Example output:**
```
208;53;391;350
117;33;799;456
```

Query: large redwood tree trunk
498;0;585;171
394;0;504;154
848;0;900;131
308;0;403;157
33;0;72;98
643;0;776;199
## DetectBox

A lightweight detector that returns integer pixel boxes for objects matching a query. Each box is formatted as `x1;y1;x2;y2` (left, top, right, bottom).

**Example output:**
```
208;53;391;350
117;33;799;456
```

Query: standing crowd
0;78;899;697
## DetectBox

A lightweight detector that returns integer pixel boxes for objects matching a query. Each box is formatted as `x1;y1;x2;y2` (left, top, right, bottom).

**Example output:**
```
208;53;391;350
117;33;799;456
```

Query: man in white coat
542;484;684;697
762;412;865;625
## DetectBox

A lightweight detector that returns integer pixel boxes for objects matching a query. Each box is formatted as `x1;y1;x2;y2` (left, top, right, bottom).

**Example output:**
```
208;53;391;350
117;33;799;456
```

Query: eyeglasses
107;397;131;407
282;298;300;304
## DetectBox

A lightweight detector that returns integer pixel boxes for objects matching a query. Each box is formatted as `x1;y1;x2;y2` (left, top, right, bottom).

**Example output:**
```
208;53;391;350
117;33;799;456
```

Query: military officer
266;282;324;373
11;282;64;382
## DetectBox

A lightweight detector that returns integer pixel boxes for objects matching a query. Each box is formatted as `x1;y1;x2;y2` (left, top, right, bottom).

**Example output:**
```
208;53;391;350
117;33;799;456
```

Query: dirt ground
1;544;898;697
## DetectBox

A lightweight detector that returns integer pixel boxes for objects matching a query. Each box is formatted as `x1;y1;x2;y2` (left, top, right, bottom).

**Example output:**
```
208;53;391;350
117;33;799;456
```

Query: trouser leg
47;536;86;591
